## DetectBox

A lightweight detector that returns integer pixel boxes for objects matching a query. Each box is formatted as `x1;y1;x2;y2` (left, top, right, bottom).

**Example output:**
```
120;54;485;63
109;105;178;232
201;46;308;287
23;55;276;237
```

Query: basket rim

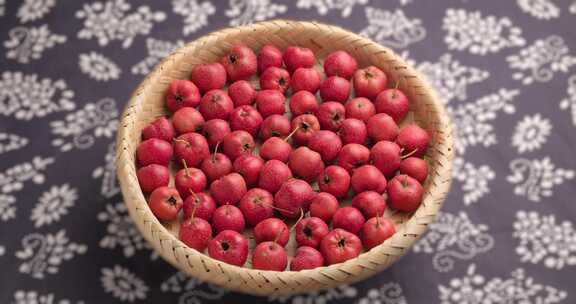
116;19;454;295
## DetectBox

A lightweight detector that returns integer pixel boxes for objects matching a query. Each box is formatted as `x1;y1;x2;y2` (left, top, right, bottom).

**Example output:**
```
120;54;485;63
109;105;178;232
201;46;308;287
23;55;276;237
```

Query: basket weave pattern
116;20;454;296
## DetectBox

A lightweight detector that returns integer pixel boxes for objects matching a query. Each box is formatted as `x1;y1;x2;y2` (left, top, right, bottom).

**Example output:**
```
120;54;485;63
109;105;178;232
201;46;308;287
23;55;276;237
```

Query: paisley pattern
0;1;575;303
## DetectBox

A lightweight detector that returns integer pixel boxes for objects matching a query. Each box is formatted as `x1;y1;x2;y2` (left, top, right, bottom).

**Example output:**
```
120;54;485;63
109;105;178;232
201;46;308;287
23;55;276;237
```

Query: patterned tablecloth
1;0;576;303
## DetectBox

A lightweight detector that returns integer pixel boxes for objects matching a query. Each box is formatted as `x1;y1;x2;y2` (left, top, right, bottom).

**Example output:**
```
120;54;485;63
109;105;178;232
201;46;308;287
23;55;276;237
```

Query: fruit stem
274;226;287;244
188;189;199;200
393;78;402;98
190;202;198;221
400;148;418;159
181;159;190;177
263;202;294;215
284;126;300;142
376;212;381;228
290;208;305;233
213;141;220;162
174;138;189;145
402;175;408;188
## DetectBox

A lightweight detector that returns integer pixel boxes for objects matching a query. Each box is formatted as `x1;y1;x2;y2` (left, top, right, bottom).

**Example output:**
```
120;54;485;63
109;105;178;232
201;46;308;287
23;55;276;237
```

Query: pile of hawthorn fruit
136;44;430;271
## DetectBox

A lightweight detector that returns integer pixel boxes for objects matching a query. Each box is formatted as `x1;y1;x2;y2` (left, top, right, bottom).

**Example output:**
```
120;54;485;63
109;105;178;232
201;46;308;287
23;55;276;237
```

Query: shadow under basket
116;20;454;296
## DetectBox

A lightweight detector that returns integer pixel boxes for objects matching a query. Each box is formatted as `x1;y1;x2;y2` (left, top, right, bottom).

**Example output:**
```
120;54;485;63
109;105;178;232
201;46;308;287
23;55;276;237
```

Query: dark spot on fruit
175;94;183;103
333;113;341;122
242;143;252;152
278;77;286;87
337;238;346;248
211;95;221;102
167;196;177;206
229;54;237;64
323;175;331;184
300;122;310;131
240;110;248;117
363;70;373;79
221;241;230;251
271;130;280;137
303;226;312;237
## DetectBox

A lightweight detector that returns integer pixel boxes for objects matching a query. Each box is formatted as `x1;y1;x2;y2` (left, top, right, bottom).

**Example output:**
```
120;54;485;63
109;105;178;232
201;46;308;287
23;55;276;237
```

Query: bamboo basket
116;20;454;296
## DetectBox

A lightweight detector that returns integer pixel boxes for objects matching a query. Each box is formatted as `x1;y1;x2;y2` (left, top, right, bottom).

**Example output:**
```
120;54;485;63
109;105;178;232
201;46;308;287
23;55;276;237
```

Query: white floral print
296;0;367;17
30;184;78;228
517;0;560;20
17;0;56;23
413;53;490;104
50;98;118;152
360;7;426;49
439;264;567;304
92;142;120;199
16;230;87;279
571;1;576;14
75;0;166;48
0;156;54;194
443;9;525;55
453;158;496;205
161;272;228;303
512;114;552;153
12;290;83;304
226;0;287;26
507;35;576;85
414;211;494;272
507;157;575;202
0;194;16;221
270;285;357;303
514;211;576;269
4;25;66;63
131;38;184;75
0;71;75;120
0;245;4;256
98;202;149;257
0;0;5;17
448;89;518;155
560;74;576;126
0;156;54;222
172;0;215;35
0;132;28;155
78;52;121;82
357;282;407;304
101;265;149;302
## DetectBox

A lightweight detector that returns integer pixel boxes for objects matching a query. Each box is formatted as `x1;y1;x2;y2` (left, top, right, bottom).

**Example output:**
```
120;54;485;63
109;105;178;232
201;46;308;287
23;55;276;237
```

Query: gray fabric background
1;0;575;303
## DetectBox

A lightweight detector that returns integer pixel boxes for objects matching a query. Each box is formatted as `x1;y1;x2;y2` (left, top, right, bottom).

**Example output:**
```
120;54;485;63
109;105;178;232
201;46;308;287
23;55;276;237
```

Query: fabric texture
0;0;575;303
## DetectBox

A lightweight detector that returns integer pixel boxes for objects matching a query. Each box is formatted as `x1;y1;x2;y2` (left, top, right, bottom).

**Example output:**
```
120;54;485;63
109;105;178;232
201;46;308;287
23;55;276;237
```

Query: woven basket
116;20;454;296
